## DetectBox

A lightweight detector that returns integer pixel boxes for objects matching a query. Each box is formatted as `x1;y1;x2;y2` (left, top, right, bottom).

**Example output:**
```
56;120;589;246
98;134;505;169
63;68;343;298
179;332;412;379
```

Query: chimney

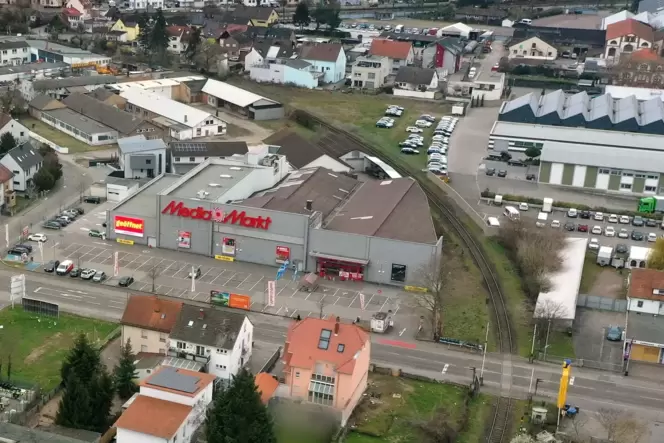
334;316;340;335
154;301;160;313
199;308;204;320
305;200;313;211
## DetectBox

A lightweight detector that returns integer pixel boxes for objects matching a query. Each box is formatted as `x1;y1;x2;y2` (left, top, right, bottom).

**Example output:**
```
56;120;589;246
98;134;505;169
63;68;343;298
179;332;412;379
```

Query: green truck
638;196;664;213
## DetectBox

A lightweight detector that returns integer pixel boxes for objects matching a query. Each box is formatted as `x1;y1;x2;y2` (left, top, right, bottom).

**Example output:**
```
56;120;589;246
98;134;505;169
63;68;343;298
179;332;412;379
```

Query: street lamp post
479;321;489;386
543;319;552;361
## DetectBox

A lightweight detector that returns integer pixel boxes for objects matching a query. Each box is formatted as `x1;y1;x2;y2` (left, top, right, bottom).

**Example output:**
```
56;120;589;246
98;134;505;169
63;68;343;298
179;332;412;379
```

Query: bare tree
568;412;589;441
195;40;223;72
533;299;568;359
147;266;160;293
596;408;650;443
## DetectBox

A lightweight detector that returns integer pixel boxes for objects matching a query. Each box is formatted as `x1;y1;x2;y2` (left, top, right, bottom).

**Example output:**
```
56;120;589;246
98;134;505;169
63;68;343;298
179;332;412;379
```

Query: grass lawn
19;117;117;153
579;253;602;294
276;425;330;443
0;307;117;390
457;394;494;443
348;374;468;443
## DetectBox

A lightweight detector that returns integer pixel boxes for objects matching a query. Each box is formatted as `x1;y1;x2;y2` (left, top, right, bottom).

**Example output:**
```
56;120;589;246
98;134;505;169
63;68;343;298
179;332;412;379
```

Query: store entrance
316;258;364;282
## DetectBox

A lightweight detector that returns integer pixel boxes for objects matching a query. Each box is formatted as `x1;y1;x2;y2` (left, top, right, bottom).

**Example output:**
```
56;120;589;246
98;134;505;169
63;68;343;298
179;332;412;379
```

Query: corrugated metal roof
202;79;279;108
501;91;538;114
541;140;664;171
538;89;565;118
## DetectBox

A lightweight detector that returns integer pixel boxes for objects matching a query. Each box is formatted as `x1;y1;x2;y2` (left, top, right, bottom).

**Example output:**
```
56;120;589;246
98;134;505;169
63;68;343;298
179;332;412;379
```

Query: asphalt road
1;268;664;419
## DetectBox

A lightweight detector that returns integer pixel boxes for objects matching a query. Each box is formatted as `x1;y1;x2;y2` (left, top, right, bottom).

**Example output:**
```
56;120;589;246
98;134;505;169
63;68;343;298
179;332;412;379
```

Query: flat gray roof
627;311;664;345
541;141;664;172
0;61;68;76
114;174;181;214
492;121;664;153
165;163;255;201
43;108;114;135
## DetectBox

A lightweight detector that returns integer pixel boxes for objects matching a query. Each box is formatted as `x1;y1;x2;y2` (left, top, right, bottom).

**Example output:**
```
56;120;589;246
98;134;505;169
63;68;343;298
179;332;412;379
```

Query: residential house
369;39;414;74
170;140;248;174
168;304;253;380
66;0;91;19
298;44;346;84
120;89;227;140
394;66;439;99
0;41;30;66
624;268;664;363
263;129;351;172
611;48;664;87
126;0;163;9
605;19;655;62
378;32;441;57
350;55;390;89
167;25;194;55
225;7;279;26
22;76;117;102
251;59;322;88
0;112;29;144
120;295;184;354
255;373;279;405
118;135;167;179
512;26;606;59
422;38;463;74
110;19;140;41
115;366;215;443
63;93;164;140
63;8;83;29
0;165;15;212
0;142;43;192
508;36;558;61
244;40;296;70
281;316;371;425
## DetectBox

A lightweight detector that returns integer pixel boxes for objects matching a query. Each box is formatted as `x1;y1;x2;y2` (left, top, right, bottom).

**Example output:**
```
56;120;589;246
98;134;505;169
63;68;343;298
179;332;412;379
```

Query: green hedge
480;190;653;218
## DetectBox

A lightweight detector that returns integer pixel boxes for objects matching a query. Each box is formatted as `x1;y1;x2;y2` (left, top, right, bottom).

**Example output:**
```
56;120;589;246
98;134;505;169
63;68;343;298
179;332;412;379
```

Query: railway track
297;110;515;442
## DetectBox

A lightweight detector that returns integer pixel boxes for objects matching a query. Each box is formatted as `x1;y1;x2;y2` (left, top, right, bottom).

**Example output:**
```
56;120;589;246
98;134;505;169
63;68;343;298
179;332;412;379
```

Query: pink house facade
282;316;371;425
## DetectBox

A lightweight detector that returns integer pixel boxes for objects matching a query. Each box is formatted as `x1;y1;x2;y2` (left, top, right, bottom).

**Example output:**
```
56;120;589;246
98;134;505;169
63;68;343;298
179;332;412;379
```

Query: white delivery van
542;197;553;213
503;206;520;221
395;24;404;33
487;217;500;228
536;211;548;227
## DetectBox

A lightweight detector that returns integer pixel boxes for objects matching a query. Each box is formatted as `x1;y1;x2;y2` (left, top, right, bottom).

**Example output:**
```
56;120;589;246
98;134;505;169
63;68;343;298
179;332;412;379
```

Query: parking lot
572;308;626;371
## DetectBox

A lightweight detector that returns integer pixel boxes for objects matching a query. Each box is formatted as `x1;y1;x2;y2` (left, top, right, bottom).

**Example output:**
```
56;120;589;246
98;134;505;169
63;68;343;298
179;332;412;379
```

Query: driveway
573;308;625;372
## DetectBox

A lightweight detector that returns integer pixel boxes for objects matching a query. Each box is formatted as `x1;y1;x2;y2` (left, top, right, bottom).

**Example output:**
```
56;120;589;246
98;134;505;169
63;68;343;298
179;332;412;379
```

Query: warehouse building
105;154;442;286
202;79;284;121
490;90;664;195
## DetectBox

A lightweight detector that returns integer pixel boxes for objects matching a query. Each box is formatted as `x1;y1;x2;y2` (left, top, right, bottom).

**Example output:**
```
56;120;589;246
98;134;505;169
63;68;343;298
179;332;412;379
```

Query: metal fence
538;353;624;373
577;294;627;313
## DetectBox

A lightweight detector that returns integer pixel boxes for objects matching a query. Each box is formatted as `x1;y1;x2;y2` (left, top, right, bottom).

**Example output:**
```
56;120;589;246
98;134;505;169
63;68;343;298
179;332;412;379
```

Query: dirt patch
25;332;62;364
588;269;626;300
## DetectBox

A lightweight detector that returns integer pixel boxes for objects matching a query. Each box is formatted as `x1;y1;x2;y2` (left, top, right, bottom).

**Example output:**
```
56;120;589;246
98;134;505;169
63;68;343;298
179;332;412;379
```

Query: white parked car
519;202;529;211
591;225;603;235
415;120;433;128
588;238;600;250
604;226;616;237
594;212;604;221
28;233;47;242
550;220;561;228
608;214;618;223
649;232;658;242
618;228;629;239
406;126;423;133
619;215;630;224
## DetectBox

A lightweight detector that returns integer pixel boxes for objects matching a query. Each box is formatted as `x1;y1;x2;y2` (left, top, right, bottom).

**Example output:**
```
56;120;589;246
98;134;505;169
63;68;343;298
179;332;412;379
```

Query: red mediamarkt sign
161;201;272;230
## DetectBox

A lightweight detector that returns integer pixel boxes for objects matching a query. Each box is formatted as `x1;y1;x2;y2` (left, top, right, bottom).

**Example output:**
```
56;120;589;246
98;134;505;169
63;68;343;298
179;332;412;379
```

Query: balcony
168;346;210;364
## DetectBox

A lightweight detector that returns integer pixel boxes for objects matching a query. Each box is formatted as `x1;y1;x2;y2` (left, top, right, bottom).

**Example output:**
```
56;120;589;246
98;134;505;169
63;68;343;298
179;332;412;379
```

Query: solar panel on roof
148;366;200;393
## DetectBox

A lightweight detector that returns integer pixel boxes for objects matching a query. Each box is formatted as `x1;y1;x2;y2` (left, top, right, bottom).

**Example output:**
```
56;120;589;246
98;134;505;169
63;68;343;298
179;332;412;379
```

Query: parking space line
165;287;174;295
250;301;256;308
137;283;148;291
174;264;188;276
290;309;298;318
176;289;187;298
200;268;213;278
290;287;299;298
236;273;251;288
223;273;237;286
91;249;110;262
365;294;375;306
161;260;175;273
248;275;264;291
125;255;141;267
275;306;283;315
276;284;288;297
347;293;358;308
379;298;389;312
331;288;339;297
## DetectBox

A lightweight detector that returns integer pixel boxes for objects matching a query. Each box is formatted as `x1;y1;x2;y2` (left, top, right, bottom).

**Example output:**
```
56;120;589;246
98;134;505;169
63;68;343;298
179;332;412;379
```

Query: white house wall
628;297;664;314
393;89;436;99
549;163;564;184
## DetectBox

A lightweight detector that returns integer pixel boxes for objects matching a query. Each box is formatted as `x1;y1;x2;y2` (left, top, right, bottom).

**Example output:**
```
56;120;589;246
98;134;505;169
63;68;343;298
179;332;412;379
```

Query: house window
177;341;186;349
146;159;151;164
175;157;180;162
531;43;537;48
391;264;406;282
215;364;227;369
620;183;632;190
141;329;148;338
512;50;517;54
189;157;195;161
308;378;334;406
637;300;644;307
295;371;300;378
195;345;205;356
159;334;166;342
368;72;375;79
599;169;610;174
646;186;657;192
216;348;228;354
647;174;659;179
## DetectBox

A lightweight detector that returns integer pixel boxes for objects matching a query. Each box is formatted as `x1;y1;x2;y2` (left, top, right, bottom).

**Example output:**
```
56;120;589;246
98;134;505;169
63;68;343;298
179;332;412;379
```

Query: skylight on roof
220;174;232;178
380;180;392;185
337;344;345;353
318;329;332;350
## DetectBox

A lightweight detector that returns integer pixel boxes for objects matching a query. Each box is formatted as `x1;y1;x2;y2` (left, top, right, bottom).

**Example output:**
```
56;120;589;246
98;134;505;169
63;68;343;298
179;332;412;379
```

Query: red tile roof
283;316;369;375
630;48;662;61
63;7;81;16
369;39;413;60
140;366;216;397
115;395;192;439
0;164;14;184
255;373;278;404
120;295;183;333
299;43;343;62
167;25;193;39
606;19;654;42
628;268;664;300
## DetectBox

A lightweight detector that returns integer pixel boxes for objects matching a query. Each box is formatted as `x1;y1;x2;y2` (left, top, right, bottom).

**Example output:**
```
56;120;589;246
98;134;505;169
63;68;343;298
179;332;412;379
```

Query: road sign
21;226;29;238
191;266;196;292
267;280;276;307
359;293;365;310
113;251;119;277
10;274;26;308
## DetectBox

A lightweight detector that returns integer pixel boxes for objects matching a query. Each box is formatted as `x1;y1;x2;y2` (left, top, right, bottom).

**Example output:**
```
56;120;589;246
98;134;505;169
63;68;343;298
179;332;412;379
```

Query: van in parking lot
56;260;74;275
503;206;520;221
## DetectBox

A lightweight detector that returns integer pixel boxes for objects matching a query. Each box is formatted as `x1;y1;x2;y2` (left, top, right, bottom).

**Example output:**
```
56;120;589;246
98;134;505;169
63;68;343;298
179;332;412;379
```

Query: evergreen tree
43;152;63;181
150;9;170;65
0;132;16;155
184;26;202;62
61;333;100;387
33;167;55;192
90;368;114;431
137;11;152;62
293;1;310;29
114;339;138;400
56;374;92;430
206;369;276;443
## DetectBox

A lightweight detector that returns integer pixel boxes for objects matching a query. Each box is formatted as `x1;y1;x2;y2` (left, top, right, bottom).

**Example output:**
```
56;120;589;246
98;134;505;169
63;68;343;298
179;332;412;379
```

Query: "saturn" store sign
161;201;273;230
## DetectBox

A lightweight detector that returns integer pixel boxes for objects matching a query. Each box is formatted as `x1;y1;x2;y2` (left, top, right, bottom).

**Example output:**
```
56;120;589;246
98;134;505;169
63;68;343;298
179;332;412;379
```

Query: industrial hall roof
498;89;664;135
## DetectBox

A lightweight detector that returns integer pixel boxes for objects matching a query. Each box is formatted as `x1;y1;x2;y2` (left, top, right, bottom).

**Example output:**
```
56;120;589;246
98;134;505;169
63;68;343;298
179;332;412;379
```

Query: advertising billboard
210;291;250;310
114;215;145;237
177;231;191;249
276;246;290;264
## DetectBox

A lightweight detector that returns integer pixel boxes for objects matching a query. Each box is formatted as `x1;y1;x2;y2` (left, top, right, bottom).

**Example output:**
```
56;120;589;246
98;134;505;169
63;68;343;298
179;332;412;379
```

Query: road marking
92;242;107;246
442;364;449;374
569;377;575;386
262;304;268;312
378;297;389;312
275;306;283;315
53;242;60;248
290;309;298;318
248;275;264;291
236;273;251;288
79;227;90;232
399;328;406;336
377;339;417;349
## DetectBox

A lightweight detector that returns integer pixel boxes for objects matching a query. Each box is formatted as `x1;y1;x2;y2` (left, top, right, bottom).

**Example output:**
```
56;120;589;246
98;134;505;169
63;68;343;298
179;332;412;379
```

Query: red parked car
577;224;589;232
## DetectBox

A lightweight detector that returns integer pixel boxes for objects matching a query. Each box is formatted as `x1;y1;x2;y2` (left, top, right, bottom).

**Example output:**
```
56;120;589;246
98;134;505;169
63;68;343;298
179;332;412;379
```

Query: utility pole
479;321;489;386
529;323;537;363
543;319;552;361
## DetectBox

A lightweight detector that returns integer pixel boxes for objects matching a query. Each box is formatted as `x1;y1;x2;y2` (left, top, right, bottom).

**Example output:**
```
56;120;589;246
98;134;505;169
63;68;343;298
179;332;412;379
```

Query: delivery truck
542;197;553;213
597;246;613;266
638;196;664;213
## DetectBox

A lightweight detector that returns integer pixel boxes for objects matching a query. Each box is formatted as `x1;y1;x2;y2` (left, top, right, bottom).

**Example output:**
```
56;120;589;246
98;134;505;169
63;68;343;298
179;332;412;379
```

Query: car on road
550;220;560;228
526;174;537;181
419;114;436;122
81;268;97;280
594;212;604;221
567;208;578;218
619;215;630;224
189;267;202;279
13;244;32;253
507;159;526;167
564;222;576;231
577;224;588;232
631;231;645;241
44;260;60;273
406;126;423;133
485;168;495;176
92;271;107;282
28;233;47;242
89;230;105;238
591;225;603;235
70;267;82;278
632;216;645;227
588;238;600;250
608;214;618;223
605;226;616;237
497;170;507;177
606;326;623;341
618;228;629;239
646;218;658;228
118;276;134;287
649;232;658;242
616;243;629;254
580;210;591;219
519;202;529;211
43;221;61;230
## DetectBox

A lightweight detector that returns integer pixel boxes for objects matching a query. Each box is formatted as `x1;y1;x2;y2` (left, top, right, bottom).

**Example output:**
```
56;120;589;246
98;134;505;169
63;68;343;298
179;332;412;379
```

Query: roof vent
229;166;243;171
208;183;221;187
380;180;392;185
220;174;232;178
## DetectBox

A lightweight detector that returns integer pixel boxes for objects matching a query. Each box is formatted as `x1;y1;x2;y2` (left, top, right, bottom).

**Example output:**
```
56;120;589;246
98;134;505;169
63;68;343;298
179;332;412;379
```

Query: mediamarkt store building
106;155;442;286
